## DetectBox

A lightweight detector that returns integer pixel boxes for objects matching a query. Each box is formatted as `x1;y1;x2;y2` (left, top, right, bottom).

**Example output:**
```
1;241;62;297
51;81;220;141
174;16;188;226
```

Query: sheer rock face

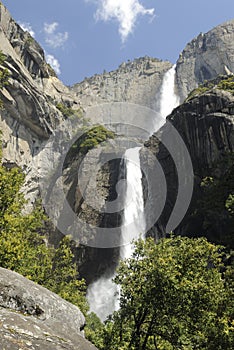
0;3;79;205
1;0;234;213
176;19;234;101
71;57;172;109
142;89;234;240
0;267;97;350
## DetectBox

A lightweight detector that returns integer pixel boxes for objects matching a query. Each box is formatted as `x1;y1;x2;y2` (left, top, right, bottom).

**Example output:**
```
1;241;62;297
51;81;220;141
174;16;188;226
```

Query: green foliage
0;146;88;314
71;125;115;155
44;236;88;314
0;51;10;108
25;36;34;45
217;76;234;94
186;85;211;101
85;312;105;348
192;152;234;248
56;102;82;119
102;236;234;350
186;75;234;101
226;194;234;214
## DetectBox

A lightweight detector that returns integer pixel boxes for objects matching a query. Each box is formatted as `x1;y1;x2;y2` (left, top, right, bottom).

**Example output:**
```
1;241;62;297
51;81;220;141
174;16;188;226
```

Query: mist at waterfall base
86;66;180;322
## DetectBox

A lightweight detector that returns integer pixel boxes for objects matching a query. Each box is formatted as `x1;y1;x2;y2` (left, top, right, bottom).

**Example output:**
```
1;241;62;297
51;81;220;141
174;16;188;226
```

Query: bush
71;125;115;155
0;51;10;108
56;102;83;119
186;75;234;101
0;139;88;314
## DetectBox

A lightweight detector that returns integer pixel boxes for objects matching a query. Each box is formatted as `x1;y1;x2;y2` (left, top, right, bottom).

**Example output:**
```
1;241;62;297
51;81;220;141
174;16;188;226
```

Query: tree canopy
100;236;234;350
0;139;88;314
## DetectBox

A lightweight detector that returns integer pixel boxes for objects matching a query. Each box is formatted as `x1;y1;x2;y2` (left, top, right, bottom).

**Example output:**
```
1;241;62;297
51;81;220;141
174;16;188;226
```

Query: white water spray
87;64;179;322
86;274;119;322
158;64;180;120
120;147;146;260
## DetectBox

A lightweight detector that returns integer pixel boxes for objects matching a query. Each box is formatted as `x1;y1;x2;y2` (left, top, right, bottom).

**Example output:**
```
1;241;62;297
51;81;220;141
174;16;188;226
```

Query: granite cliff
176;19;234;100
142;79;234;247
0;2;234;346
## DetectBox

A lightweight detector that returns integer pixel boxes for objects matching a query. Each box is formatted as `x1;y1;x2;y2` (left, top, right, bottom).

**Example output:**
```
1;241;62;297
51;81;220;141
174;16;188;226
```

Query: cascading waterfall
87;64;179;322
119;147;146;260
86;148;145;322
86;273;119;322
158;64;180;120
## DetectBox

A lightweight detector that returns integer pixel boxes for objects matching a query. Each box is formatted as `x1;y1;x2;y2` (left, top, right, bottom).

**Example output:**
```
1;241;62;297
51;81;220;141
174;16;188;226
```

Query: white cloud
19;22;35;37
44;22;68;49
44;22;58;35
87;0;155;42
46;53;61;75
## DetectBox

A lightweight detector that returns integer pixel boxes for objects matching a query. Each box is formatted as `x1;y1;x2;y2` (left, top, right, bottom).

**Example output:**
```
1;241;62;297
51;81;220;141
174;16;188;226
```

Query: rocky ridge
71;57;172;109
176;19;234;100
0;267;97;349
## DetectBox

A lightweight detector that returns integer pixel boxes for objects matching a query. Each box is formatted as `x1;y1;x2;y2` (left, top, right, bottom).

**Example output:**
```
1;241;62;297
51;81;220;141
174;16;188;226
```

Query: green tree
44;236;88;313
0;51;10;108
85;312;105;349
0;140;88;313
193;153;234;248
102;236;234;350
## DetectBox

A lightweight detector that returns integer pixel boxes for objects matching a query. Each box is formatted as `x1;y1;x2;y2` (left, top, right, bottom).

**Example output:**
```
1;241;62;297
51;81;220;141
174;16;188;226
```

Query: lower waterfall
86;147;145;322
87;64;179;322
120;147;146;260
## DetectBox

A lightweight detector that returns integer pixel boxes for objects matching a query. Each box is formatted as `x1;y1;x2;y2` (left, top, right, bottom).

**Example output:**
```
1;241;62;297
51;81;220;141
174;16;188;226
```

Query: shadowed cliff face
176;19;234;101
142;87;234;246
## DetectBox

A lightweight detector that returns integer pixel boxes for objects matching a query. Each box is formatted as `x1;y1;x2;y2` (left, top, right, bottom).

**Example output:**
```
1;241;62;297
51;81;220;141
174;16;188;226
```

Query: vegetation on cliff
0;141;88;314
69;125;115;156
0;51;10;108
56;102;83;119
186;75;234;101
190;152;234;248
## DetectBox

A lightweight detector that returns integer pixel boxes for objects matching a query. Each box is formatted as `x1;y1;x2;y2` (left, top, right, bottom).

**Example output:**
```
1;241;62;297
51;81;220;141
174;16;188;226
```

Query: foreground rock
0;268;97;349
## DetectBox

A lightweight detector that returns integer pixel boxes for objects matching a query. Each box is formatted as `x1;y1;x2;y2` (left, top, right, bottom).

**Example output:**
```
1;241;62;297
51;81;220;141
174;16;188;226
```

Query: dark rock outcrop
0;267;97;349
142;87;234;245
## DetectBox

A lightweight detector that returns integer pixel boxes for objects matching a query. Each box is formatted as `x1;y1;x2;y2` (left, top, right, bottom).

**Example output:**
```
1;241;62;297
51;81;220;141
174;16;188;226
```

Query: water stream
87;65;180;322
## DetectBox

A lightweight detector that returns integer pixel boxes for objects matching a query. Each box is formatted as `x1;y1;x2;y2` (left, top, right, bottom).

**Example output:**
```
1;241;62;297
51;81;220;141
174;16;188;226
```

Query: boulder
0;267;97;349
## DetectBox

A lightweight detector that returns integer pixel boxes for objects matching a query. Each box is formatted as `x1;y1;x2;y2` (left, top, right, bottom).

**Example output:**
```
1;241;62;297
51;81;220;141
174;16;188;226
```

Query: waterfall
87;64;179;322
86;147;145;322
158;64;180;120
86;274;119;322
120;147;146;260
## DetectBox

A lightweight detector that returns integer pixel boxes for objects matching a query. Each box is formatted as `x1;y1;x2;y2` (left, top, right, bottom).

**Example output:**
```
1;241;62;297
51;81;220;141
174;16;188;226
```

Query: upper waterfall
86;64;180;322
159;65;180;119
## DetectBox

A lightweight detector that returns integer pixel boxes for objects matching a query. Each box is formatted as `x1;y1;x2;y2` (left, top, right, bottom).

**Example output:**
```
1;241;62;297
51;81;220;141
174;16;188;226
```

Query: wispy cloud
44;22;68;49
19;22;35;37
45;53;61;75
87;0;155;42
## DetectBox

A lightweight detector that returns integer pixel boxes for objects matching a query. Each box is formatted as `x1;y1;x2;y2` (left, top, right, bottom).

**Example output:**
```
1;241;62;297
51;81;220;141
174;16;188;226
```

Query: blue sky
2;0;234;85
